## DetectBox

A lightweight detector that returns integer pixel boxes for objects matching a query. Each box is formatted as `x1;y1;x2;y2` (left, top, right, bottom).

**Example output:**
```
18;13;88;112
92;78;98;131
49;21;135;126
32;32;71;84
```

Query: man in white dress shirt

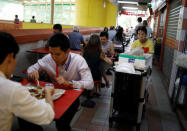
27;33;94;131
0;32;54;131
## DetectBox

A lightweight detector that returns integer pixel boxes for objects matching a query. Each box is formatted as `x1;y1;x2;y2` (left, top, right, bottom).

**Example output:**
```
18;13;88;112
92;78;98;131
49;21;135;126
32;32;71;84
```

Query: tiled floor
12;65;182;131
71;66;181;131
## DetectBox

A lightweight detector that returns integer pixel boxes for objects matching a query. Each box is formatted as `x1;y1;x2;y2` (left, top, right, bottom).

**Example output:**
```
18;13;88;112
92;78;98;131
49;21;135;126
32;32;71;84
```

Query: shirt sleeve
148;40;154;54
27;62;40;74
11;85;54;125
131;40;138;50
27;55;50;74
72;58;94;90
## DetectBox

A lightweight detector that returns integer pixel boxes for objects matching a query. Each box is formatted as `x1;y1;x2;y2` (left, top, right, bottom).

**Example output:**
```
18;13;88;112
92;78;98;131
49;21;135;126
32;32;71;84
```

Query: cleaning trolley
109;53;152;130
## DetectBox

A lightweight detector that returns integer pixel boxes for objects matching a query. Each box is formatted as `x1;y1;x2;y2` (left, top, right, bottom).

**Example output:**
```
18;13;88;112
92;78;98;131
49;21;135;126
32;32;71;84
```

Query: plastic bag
175;54;187;69
127;47;144;57
115;63;135;74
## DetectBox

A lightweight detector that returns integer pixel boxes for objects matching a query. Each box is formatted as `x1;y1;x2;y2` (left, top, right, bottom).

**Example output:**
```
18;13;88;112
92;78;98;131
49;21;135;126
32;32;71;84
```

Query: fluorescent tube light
118;1;138;4
122;7;138;10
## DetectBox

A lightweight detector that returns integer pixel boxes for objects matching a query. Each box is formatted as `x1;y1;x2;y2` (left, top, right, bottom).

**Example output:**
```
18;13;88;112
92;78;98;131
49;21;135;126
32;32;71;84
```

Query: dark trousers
17;118;43;131
55;98;80;131
18;98;80;131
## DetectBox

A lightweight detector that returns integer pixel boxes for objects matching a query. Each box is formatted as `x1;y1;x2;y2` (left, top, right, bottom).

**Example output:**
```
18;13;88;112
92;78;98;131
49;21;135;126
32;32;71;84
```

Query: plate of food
25;86;45;99
25;84;66;100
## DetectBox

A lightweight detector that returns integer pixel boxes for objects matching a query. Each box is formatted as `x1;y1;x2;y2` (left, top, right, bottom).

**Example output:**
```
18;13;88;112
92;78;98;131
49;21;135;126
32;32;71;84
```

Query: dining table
21;79;83;119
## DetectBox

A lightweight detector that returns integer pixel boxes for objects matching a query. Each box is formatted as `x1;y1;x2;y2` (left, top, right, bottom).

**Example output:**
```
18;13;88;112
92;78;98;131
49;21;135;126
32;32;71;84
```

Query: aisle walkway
69;66;181;131
12;65;182;131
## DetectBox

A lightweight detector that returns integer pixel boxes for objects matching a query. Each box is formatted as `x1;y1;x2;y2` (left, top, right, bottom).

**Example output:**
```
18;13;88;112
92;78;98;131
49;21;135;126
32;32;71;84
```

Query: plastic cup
45;83;54;89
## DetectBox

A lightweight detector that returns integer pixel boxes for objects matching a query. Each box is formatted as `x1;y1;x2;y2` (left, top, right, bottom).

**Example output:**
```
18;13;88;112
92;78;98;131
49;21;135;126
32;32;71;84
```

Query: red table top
21;79;83;119
27;47;81;55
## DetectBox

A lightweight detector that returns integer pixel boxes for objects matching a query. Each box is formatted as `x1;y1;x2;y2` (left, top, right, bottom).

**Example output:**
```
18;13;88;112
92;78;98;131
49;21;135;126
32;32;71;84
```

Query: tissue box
119;54;153;70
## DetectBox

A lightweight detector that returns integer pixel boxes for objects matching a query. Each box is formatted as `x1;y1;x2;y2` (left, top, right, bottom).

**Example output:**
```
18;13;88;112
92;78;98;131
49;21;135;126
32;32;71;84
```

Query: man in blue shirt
69;26;85;51
108;26;116;40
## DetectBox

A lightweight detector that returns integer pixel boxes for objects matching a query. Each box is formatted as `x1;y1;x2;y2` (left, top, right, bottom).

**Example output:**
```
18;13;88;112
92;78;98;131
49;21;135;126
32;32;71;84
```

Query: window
54;1;75;25
24;4;50;23
23;0;75;24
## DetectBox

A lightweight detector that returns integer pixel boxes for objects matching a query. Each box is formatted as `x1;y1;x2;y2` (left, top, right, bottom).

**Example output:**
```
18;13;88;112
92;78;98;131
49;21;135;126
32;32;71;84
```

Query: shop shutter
162;0;182;84
166;0;182;39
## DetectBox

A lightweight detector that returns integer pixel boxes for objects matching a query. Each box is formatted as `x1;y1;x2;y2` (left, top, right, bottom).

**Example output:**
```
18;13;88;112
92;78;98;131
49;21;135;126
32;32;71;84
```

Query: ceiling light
118;1;138;5
122;7;138;10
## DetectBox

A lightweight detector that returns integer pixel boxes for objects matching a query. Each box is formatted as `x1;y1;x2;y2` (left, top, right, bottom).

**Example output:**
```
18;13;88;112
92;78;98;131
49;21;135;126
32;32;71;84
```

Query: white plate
25;84;65;100
52;89;66;100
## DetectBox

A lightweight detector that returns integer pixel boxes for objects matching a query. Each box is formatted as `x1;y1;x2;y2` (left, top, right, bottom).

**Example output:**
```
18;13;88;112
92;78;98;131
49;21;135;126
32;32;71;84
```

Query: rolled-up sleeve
11;86;54;125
